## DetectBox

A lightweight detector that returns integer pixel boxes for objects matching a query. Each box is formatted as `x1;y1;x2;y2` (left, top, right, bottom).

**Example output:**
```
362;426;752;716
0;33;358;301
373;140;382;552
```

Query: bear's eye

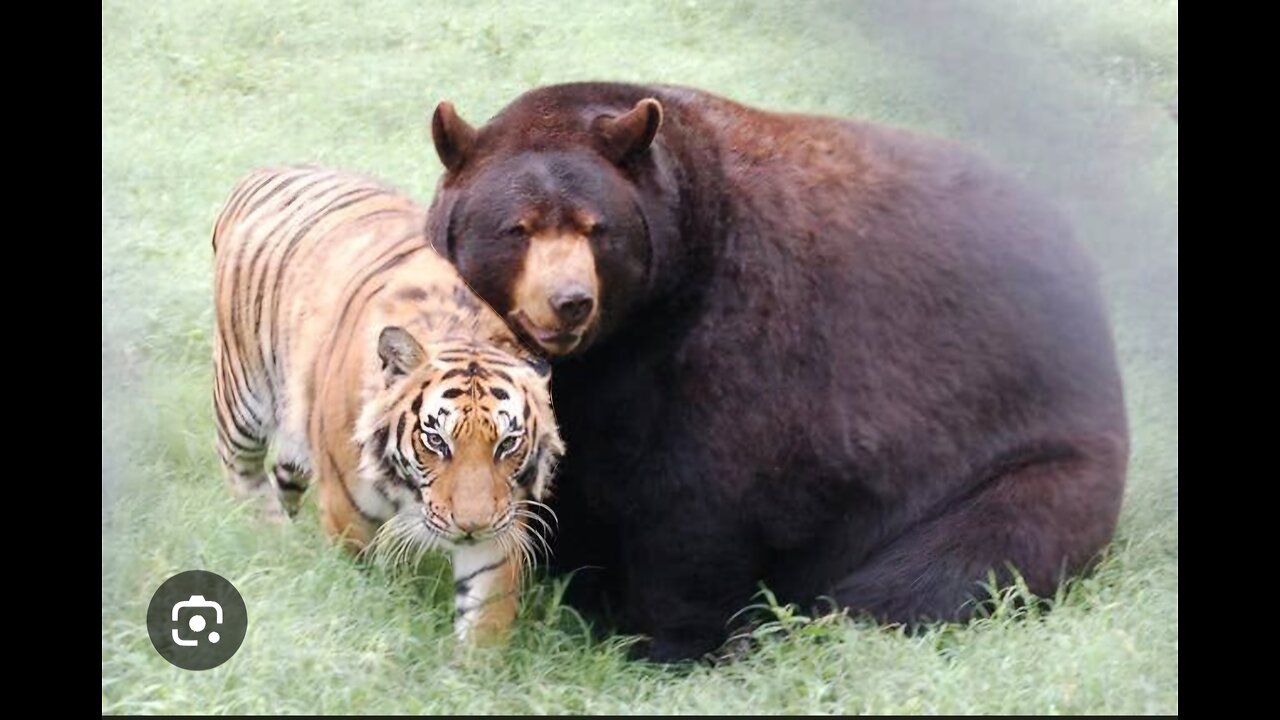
495;435;520;459
587;222;608;239
504;223;528;239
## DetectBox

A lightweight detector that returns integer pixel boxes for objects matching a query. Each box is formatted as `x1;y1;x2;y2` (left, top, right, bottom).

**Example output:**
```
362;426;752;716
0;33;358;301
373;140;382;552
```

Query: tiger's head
355;326;563;558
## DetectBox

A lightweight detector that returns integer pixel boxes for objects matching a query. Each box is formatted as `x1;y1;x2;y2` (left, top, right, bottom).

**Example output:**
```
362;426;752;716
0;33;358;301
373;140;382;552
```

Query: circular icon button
146;570;247;670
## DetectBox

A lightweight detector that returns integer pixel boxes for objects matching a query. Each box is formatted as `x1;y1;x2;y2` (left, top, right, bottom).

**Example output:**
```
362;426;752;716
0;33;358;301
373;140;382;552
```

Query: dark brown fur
425;83;1128;662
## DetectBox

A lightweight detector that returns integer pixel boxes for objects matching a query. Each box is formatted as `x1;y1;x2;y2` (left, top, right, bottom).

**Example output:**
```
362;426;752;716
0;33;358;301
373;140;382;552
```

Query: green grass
102;0;1178;713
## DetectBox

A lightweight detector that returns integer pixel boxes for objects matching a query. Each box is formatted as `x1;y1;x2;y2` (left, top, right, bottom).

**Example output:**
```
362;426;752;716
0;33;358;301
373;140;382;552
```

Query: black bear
425;82;1128;663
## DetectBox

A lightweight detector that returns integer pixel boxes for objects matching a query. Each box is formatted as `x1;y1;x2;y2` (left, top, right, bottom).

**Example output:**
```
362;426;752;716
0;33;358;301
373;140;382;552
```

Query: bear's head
426;87;676;358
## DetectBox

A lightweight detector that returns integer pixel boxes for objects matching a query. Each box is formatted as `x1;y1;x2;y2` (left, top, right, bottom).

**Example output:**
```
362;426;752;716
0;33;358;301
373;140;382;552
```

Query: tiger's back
211;167;564;645
212;166;432;489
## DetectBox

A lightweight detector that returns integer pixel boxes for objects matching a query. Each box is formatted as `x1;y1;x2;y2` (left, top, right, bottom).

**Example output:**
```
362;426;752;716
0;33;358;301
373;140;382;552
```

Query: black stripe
225;318;269;430
242;229;278;379
262;182;378;372
237;172;341;381
213;170;282;250
215;360;258;440
380;455;417;491
295;206;417;346
324;246;419;364
224;249;256;420
324;446;382;525
214;413;260;454
214;444;235;468
266;184;386;330
298;215;418;381
217;359;263;436
211;386;249;446
515;459;538;487
213;266;264;430
454;557;509;593
230;349;267;427
372;477;404;511
244;168;336;219
220;169;295;225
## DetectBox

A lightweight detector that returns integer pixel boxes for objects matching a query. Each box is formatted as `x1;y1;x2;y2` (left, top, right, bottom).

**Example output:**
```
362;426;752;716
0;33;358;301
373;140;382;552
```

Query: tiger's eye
423;432;447;452
496;436;519;457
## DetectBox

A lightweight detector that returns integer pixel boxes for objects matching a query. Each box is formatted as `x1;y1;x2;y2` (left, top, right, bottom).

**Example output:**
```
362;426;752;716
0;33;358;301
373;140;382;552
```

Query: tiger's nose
454;516;487;535
550;289;594;327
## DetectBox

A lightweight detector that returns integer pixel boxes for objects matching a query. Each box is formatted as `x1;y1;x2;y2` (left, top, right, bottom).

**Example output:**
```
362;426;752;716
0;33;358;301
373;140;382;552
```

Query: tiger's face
357;326;562;553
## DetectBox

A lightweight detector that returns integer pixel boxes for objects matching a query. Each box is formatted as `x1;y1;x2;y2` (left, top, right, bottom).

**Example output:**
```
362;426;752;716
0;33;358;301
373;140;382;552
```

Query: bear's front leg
619;508;761;664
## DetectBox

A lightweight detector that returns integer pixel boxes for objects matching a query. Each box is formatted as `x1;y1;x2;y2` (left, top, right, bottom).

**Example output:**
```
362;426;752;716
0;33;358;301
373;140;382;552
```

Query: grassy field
102;0;1178;713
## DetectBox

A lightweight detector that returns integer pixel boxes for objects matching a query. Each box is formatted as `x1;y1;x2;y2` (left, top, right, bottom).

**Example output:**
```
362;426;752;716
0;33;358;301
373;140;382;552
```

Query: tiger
210;165;565;645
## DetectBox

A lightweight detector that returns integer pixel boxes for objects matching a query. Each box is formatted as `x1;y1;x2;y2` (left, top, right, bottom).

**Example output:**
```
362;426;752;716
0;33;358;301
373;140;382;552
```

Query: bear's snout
550;287;595;327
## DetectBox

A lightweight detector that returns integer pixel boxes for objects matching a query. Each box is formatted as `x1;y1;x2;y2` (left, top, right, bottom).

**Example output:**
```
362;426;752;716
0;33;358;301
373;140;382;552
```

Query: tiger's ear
378;326;427;385
431;101;476;174
593;98;663;165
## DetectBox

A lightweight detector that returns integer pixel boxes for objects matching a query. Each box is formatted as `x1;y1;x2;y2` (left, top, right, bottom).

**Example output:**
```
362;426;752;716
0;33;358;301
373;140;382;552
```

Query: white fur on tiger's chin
365;511;440;569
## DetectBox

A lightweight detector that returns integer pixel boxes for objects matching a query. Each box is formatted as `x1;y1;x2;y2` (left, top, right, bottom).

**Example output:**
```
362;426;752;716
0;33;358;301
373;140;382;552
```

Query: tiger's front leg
451;538;522;646
316;469;380;554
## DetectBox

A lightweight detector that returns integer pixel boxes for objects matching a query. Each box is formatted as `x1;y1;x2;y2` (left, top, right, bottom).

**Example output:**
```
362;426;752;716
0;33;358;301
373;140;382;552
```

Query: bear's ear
594;98;663;165
432;101;477;173
378;326;428;386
